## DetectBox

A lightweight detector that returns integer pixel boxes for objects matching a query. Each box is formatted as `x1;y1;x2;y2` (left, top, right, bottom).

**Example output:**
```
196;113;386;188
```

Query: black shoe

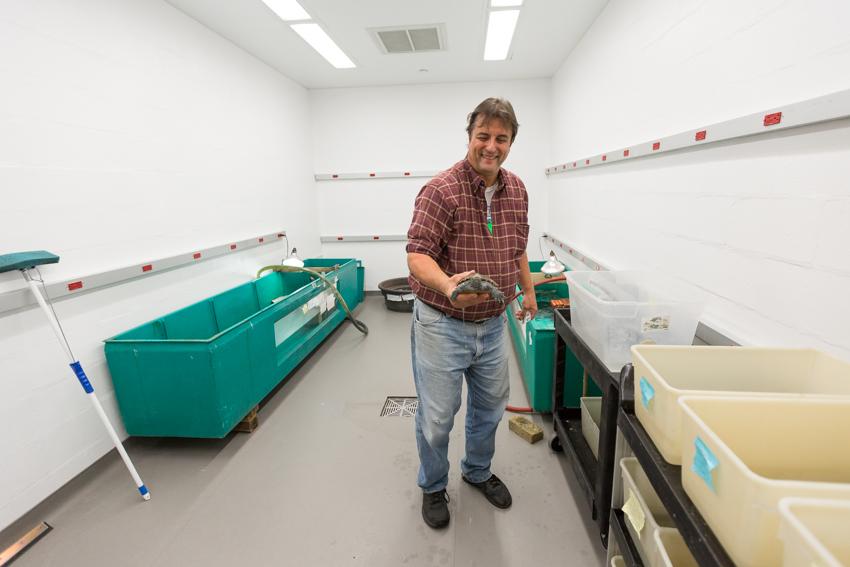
422;489;450;529
462;474;512;509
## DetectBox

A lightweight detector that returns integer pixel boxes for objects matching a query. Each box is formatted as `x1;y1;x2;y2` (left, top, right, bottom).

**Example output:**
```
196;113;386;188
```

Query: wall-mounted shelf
545;88;850;174
314;170;437;181
320;234;407;243
0;231;286;316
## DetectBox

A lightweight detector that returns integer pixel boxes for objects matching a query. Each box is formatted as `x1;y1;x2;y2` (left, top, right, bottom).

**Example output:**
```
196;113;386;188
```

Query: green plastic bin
104;258;362;438
508;261;601;412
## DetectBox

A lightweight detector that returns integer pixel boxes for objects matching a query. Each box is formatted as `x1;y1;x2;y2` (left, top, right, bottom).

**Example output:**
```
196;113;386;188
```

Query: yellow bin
778;498;850;567
633;345;850;464
679;396;850;567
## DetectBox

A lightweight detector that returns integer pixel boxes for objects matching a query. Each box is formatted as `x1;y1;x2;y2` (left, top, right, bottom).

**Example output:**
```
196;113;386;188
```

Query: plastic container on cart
580;396;602;458
653;528;699;567
778;498;850;567
565;271;704;373
633;345;850;465
679;396;850;567
619;457;676;566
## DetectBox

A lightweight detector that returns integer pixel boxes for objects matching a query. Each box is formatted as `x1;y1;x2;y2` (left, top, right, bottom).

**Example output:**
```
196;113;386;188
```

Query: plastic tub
654;528;698;567
104;258;363;438
620;457;676;565
633;345;850;465
377;277;414;312
580;396;602;459
679;396;850;567
565;271;704;372
778;498;850;567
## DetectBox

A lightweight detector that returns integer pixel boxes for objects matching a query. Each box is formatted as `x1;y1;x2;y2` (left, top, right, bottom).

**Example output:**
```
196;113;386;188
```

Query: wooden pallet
233;406;259;433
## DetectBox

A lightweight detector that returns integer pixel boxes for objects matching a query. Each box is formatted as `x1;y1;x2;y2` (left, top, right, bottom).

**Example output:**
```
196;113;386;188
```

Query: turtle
450;274;505;305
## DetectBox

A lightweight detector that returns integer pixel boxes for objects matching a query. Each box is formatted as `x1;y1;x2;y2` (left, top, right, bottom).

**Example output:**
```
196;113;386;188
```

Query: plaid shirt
406;158;530;321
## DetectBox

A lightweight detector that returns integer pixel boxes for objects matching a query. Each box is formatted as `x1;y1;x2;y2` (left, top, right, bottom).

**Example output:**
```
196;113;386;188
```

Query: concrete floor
1;296;606;566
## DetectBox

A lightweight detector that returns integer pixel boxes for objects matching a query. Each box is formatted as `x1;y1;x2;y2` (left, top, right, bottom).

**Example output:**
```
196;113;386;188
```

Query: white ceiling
164;0;609;89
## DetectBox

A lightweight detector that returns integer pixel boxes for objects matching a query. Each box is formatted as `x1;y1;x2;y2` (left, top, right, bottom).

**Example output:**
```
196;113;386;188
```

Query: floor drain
381;397;418;417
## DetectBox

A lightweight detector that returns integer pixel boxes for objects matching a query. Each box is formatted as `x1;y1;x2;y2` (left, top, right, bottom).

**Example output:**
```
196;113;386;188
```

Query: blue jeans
411;299;510;493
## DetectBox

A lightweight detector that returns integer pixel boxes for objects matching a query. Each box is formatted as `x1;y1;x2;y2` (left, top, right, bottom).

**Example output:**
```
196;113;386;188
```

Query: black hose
256;265;369;336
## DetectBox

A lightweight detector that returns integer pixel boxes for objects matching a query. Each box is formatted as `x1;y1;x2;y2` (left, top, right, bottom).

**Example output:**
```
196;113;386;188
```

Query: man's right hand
444;270;490;309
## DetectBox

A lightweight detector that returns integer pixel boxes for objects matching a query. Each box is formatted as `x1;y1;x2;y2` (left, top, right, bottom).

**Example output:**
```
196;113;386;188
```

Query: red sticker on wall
142;264;152;272
68;281;83;291
652;142;661;151
695;130;707;141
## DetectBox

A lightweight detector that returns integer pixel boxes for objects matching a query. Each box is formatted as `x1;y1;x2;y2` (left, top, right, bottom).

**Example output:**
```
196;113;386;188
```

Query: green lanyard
486;203;493;235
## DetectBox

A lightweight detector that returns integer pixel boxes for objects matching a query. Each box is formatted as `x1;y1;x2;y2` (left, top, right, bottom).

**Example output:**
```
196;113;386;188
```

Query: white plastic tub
679;396;850;567
580;396;602;459
620;457;676;565
633;345;850;465
654;528;698;567
778;498;850;567
565;271;704;372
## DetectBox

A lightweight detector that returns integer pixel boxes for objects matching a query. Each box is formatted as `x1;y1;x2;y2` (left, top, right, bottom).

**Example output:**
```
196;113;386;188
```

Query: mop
0;251;150;501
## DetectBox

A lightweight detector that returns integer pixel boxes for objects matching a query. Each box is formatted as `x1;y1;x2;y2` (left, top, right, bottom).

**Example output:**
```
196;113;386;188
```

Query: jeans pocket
415;300;445;325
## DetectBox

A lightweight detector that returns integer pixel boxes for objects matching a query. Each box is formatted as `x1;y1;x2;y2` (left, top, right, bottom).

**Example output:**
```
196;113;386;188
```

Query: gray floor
2;297;606;566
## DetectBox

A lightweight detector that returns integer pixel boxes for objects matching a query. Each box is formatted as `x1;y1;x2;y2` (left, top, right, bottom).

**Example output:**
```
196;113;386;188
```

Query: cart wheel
549;435;563;453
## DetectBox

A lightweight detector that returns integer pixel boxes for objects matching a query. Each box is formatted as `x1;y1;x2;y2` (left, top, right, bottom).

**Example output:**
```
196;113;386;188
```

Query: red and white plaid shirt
406;158;530;321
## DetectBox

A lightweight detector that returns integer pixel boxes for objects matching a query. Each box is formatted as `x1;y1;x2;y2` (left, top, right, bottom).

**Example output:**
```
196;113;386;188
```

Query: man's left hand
515;292;537;321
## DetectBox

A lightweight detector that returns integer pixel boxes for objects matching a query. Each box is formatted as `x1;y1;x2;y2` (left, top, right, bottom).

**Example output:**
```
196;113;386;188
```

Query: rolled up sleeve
406;183;452;259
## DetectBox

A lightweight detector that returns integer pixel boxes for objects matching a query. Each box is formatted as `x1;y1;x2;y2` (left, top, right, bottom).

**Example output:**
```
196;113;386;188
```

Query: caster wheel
550;435;563;453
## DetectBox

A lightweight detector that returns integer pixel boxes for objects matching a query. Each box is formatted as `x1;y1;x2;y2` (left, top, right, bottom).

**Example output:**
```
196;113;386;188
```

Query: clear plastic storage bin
778;498;850;567
565;271;704;372
580;396;602;459
679;396;850;567
633;345;850;465
620;457;676;566
654;528;699;567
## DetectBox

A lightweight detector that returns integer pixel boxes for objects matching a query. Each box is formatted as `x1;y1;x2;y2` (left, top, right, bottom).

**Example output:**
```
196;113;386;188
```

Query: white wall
548;0;850;358
0;0;318;531
310;80;552;290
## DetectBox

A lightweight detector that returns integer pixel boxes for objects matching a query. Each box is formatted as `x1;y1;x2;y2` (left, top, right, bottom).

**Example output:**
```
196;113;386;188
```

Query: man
406;97;537;529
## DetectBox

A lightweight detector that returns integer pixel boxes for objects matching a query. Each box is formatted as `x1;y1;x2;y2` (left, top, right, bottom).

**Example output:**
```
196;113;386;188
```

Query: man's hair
466;98;519;143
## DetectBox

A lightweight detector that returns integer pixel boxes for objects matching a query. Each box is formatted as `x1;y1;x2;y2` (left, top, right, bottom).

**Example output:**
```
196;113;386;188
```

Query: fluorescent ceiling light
261;0;310;21
291;23;356;69
484;9;519;61
491;0;523;6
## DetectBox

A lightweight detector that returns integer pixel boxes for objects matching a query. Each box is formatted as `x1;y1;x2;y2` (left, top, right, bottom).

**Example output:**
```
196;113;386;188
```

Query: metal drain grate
381;396;418;417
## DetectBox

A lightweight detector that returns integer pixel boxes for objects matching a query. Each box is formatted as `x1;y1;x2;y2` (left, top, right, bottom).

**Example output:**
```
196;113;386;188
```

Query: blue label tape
692;436;719;492
639;377;655;409
70;361;94;394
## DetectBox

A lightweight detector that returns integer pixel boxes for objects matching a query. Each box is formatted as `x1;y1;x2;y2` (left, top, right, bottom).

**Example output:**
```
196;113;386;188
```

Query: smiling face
466;115;513;186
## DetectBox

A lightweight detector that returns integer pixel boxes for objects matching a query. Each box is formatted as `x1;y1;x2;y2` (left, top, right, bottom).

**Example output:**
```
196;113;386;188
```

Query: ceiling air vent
371;24;445;54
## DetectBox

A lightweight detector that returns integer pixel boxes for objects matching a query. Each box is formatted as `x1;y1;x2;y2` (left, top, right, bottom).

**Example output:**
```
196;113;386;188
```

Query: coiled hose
256;265;369;336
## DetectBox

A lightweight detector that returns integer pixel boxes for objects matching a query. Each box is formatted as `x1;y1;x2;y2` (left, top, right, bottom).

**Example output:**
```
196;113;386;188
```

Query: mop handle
21;269;151;501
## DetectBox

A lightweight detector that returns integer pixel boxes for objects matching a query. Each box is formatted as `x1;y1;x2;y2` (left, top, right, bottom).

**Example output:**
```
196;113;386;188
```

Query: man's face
466;116;512;184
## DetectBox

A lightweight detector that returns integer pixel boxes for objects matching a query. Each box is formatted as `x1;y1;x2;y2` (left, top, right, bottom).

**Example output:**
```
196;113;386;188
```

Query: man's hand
444;271;491;309
515;290;538;321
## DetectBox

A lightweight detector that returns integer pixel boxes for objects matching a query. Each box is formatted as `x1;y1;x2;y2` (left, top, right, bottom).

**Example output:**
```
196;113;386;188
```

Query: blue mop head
0;251;60;273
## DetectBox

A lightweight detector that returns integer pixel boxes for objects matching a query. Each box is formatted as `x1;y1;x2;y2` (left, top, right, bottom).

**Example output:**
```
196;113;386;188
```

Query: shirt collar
462;158;504;195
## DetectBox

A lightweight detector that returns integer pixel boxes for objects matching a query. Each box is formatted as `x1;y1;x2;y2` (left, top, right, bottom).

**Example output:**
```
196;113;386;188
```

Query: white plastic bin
633;345;850;465
778;498;850;567
679;396;850;567
654;528;699;567
565;271;704;372
620;457;676;566
580;396;602;459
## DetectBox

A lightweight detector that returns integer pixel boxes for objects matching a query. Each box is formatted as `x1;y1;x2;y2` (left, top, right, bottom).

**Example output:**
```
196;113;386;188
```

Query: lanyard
486;203;493;235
